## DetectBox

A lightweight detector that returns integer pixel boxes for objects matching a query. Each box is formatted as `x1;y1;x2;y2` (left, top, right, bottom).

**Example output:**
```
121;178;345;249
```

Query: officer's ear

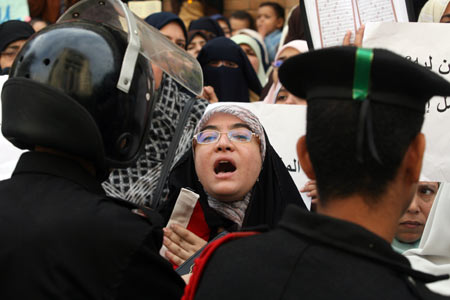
400;132;425;185
297;136;316;180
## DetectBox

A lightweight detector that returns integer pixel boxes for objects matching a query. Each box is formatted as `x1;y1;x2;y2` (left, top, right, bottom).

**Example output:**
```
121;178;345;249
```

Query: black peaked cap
279;46;450;164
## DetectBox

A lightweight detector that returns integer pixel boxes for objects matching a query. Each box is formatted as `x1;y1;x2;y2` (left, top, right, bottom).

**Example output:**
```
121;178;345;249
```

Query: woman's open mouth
214;160;236;174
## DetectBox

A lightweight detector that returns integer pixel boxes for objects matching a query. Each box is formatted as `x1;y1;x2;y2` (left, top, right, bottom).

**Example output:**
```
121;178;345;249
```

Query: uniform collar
12;151;105;195
279;205;449;284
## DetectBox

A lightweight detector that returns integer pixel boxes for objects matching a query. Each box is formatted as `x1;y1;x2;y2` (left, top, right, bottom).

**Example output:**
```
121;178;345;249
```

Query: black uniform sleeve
115;229;186;300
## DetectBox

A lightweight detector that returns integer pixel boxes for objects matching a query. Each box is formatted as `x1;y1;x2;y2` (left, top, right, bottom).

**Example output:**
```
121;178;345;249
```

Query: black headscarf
144;12;188;45
159;129;306;239
0;20;35;52
188;16;224;37
197;37;262;102
210;14;231;35
187;29;214;46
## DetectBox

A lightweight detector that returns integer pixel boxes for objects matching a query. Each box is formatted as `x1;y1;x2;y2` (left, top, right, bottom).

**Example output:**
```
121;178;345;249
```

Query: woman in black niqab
197;37;262;102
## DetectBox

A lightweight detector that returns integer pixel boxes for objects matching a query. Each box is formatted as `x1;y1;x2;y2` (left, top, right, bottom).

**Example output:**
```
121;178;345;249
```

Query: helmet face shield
58;0;203;96
3;21;156;174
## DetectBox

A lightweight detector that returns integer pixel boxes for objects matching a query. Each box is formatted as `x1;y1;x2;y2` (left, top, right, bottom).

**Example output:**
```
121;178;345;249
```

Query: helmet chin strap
116;0;141;93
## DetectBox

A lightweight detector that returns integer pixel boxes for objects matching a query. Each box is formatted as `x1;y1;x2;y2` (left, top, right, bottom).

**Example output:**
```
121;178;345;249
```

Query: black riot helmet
1;20;155;176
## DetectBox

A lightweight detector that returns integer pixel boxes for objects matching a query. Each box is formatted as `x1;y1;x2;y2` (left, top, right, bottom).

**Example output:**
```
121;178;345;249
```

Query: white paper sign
0;0;30;23
304;0;409;49
364;22;450;182
206;102;311;208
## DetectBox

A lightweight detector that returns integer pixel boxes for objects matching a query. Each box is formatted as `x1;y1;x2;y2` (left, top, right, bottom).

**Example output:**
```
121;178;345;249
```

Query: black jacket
191;205;449;300
0;151;184;299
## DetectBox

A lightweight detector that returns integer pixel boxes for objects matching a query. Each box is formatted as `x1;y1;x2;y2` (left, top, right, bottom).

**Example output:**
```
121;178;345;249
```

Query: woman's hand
342;24;365;47
200;86;219;103
301;180;318;198
300;180;319;210
163;224;207;266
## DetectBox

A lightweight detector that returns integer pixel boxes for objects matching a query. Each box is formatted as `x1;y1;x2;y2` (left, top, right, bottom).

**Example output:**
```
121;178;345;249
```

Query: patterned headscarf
194;104;266;162
162;104;306;231
193;104;267;227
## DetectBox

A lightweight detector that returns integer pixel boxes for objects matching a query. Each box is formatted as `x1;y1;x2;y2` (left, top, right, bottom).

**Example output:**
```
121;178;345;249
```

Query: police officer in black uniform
0;13;185;300
184;47;450;300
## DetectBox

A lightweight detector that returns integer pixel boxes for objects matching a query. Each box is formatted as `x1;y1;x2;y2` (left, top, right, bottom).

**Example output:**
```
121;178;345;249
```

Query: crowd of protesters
0;0;449;299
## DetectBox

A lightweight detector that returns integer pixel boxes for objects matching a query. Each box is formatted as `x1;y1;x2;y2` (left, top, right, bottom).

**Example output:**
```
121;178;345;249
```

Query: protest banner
207;102;311;208
0;0;29;23
364;22;450;182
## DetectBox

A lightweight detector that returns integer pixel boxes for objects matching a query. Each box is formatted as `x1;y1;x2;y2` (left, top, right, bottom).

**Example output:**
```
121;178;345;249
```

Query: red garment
28;0;79;24
186;201;211;242
171;201;210;269
182;231;259;300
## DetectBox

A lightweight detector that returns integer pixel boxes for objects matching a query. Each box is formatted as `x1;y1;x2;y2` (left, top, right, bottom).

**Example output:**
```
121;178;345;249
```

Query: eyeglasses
194;128;258;144
272;59;284;68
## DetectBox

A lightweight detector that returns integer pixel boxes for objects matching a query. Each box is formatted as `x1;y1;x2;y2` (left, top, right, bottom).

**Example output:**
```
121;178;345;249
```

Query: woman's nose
407;197;420;214
215;132;234;151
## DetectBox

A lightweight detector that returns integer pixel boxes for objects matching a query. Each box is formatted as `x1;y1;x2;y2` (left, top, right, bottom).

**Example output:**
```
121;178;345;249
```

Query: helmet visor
58;0;203;95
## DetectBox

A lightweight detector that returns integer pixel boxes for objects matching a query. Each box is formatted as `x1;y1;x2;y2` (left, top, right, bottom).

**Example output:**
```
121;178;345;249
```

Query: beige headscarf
234;28;269;67
231;34;268;87
418;0;450;22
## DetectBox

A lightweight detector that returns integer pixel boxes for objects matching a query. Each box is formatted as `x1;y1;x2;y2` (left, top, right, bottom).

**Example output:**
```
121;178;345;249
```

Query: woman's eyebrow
231;123;252;131
201;123;251;131
441;14;450;21
418;183;438;190
200;125;219;131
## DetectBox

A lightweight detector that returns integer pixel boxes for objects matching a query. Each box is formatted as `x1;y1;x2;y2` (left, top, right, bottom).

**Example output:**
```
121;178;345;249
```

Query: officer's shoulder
104;196;164;227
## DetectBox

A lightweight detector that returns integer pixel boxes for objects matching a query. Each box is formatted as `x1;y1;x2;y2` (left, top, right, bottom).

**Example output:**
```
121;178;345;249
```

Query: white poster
364;22;450;182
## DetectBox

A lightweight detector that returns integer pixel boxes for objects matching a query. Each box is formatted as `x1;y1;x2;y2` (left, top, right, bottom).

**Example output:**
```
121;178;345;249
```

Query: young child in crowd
229;10;255;35
256;2;285;62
